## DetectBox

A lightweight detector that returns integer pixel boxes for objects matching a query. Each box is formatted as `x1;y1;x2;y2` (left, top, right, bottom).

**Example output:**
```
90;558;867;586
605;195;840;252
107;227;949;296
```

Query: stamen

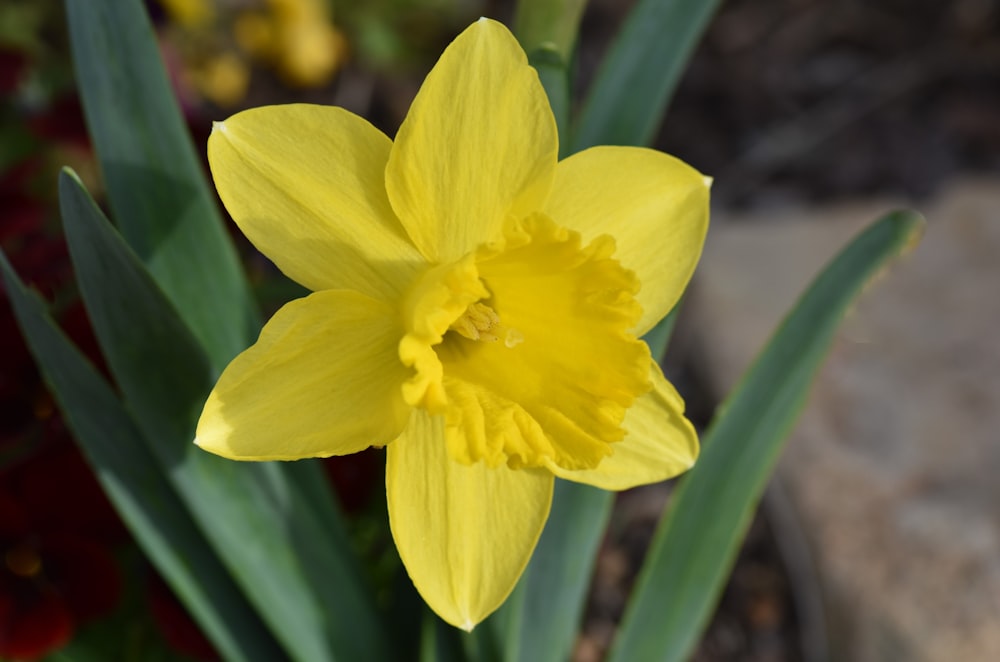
450;302;501;342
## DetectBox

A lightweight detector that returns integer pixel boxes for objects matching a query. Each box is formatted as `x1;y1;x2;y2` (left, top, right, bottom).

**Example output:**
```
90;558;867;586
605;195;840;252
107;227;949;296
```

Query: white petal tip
212;120;227;134
192;436;203;447
477;16;488;22
460;619;475;632
703;175;714;188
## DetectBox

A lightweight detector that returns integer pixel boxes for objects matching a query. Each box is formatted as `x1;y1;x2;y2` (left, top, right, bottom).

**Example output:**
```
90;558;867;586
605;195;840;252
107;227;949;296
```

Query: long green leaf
65;0;257;370
58;170;388;661
514;0;587;62
642;300;683;364
0;253;282;662
572;0;723;150
420;611;466;662
528;48;572;159
609;210;925;662
514;0;586;157
499;481;613;662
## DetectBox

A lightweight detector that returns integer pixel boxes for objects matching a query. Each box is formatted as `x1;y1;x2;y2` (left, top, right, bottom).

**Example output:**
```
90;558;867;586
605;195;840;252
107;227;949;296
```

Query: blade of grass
59;170;388;662
65;0;258;370
0;253;283;662
572;0;723;150
609;210;925;662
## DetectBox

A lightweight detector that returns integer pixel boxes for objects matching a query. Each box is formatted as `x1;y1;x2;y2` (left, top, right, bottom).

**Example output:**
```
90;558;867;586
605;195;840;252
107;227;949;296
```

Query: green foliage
66;0;258;371
496;481;613;662
57;170;387;661
609;211;925;662
0;248;281;662
573;0;723;150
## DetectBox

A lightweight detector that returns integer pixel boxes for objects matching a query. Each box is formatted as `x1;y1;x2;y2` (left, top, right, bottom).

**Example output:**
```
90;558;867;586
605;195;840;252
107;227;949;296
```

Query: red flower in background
0;47;29;95
322;448;381;514
0;445;124;660
1;135;124;658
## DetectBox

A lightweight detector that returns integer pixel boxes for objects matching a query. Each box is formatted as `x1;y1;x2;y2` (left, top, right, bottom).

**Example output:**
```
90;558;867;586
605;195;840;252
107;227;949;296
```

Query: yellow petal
547;363;699;490
543;146;711;335
196;290;411;460
209;104;424;299
386;409;554;630
385;18;558;263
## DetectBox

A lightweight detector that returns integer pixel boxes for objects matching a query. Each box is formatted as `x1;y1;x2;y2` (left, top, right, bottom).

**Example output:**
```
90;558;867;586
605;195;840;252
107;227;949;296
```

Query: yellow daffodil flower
196;18;710;630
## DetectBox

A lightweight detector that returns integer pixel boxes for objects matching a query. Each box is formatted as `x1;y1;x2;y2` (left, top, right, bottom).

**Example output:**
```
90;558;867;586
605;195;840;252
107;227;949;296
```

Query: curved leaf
59;170;388;662
609;210;925;662
65;0;258;370
573;0;723;150
0;253;282;662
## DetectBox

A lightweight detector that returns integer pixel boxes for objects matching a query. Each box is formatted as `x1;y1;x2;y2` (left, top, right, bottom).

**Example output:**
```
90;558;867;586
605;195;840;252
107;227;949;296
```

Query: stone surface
682;177;1000;662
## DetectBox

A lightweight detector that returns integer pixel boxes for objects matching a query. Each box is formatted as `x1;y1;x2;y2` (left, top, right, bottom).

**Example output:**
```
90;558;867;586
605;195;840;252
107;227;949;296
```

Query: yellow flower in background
234;0;346;87
196;19;709;630
157;0;344;108
188;51;250;108
158;0;214;29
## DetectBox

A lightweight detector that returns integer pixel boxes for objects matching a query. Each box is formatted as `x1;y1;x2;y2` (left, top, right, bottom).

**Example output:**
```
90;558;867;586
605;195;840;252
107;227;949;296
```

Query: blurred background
2;0;998;660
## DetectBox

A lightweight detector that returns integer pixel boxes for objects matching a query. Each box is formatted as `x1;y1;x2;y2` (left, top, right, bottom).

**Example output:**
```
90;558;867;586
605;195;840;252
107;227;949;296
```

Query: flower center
449;302;500;342
449;302;525;348
399;213;651;470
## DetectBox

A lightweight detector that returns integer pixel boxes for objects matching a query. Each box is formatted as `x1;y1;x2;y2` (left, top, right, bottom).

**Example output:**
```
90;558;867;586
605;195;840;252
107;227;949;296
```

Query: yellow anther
450;302;500;342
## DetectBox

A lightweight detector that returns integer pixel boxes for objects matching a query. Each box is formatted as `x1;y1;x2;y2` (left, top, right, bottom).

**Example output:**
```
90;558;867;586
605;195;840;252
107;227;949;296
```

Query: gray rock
682;178;1000;662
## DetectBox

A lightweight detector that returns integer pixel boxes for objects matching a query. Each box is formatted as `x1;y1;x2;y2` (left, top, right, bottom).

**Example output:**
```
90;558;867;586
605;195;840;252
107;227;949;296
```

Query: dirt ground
645;0;1000;208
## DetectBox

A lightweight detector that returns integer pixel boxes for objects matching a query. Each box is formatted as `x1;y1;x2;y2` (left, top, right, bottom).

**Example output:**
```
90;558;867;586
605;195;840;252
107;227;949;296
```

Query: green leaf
642;300;683;364
514;0;586;158
498;480;613;662
58;170;388;662
65;0;258;370
608;211;925;662
514;0;587;63
0;253;282;662
420;611;467;662
528;48;572;159
572;0;723;150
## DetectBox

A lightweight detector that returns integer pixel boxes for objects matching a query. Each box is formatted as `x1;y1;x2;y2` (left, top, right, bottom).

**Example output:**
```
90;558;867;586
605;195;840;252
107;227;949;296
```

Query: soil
587;0;1000;210
687;0;999;205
